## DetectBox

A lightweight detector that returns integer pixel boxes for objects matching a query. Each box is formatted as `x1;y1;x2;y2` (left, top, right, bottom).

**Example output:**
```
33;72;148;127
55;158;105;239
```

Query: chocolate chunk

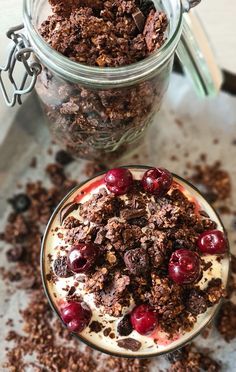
67;286;76;297
60;202;79;225
132;9;146;32
53;256;73;278
117;338;141;351
124;247;149;275
139;0;155;16
89;320;103;333
117;314;133;336
103;327;112;337
120;208;146;220
129;216;148;227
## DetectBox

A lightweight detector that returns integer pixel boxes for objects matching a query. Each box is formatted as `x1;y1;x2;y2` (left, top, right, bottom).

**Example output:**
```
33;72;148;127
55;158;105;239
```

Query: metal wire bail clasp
0;24;42;107
182;0;202;12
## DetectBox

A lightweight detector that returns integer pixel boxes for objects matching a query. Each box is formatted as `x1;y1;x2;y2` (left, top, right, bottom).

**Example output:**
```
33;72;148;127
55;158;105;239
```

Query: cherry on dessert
104;168;133;195
197;230;227;255
60;301;92;333
130;304;158;335
169;249;201;285
67;243;99;273
141;167;173;196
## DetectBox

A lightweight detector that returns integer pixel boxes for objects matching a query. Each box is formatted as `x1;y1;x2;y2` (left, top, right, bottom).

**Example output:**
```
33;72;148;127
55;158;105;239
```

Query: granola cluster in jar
36;0;170;160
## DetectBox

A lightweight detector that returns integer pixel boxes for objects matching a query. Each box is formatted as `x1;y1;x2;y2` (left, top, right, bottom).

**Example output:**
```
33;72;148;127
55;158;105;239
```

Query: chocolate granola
40;1;168;67
0;157;230;369
36;0;169;160
46;170;227;347
1;161;153;370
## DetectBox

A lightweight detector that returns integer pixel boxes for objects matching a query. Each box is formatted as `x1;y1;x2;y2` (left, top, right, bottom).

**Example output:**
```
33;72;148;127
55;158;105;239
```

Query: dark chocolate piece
132;9;146;32
120;208;146;220
117;338;141;351
89;320;103;333
60;202;79;225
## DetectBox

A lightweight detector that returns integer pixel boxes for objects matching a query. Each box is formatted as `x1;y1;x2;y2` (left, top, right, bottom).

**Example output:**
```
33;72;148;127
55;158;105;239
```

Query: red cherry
104;168;133;195
60;301;92;333
169;249;201;284
198;230;227;255
130;304;158;335
67;243;98;273
141;167;173;196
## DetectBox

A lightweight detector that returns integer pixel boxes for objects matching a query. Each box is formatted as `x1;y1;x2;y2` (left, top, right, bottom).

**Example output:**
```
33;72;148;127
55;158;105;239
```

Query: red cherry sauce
73;178;104;203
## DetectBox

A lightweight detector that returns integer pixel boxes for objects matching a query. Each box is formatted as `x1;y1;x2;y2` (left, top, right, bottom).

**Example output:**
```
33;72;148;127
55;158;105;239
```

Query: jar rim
23;0;183;86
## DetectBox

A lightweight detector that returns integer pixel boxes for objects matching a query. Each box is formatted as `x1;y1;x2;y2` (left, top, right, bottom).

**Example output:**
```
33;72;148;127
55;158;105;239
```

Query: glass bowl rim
40;165;231;358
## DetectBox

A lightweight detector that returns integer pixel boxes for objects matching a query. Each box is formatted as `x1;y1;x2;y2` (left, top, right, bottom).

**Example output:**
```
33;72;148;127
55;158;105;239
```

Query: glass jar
1;0;222;161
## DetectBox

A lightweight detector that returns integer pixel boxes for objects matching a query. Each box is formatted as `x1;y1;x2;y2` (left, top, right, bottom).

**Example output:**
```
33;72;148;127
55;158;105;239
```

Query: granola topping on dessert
44;166;228;355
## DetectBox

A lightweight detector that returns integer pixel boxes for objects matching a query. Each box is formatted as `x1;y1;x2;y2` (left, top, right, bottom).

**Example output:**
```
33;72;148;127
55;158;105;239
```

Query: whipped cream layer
42;167;229;357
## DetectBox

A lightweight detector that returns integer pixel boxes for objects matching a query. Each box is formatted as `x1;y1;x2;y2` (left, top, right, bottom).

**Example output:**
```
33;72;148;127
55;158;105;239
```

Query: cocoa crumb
217;301;236;342
189;161;231;202
30;157;37;168
168;343;221;372
84;162;108;178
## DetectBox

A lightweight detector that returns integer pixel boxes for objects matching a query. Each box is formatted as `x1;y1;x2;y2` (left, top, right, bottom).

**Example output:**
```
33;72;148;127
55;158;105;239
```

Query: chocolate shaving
120;208;146;220
117;338;141;351
60;201;79;224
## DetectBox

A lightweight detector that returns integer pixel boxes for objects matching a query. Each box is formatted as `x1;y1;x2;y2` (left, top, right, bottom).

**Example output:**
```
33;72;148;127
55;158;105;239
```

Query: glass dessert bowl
41;166;230;357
